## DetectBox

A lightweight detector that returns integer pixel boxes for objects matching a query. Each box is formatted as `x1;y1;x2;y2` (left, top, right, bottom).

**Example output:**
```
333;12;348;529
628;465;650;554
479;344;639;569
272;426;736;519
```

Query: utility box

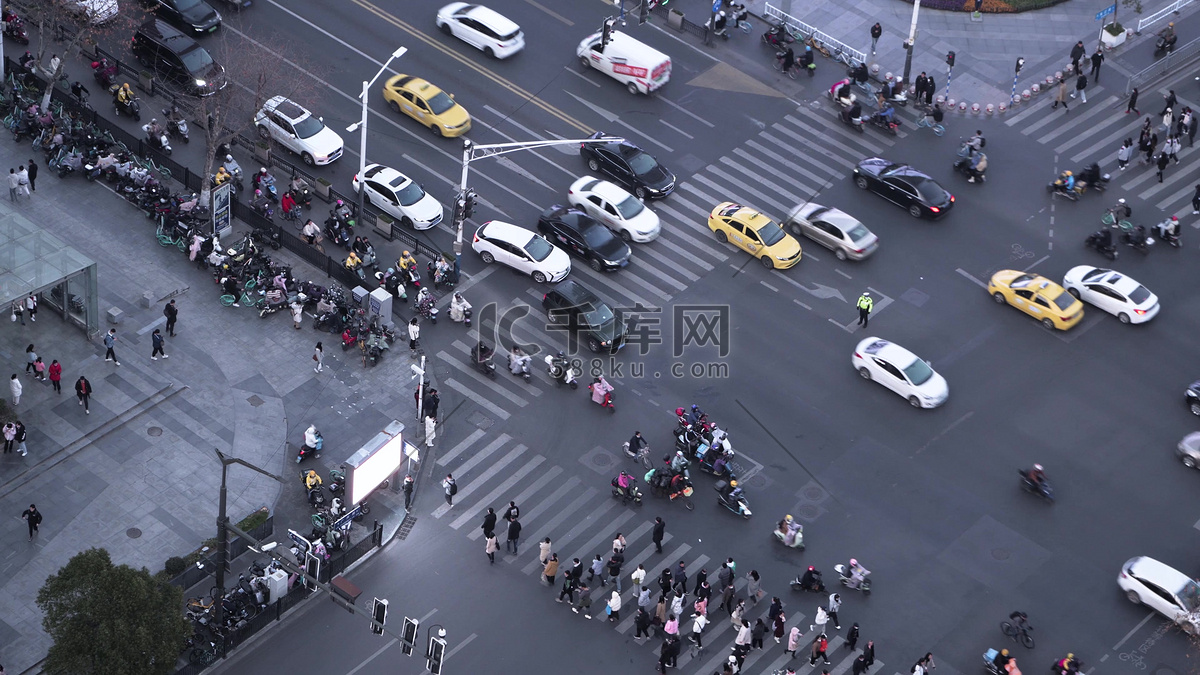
352;286;370;308
265;568;288;602
368;287;393;328
668;8;684;31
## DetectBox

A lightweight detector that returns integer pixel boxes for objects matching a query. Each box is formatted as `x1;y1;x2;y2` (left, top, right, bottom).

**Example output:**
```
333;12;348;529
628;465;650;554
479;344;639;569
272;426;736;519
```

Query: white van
577;31;671;95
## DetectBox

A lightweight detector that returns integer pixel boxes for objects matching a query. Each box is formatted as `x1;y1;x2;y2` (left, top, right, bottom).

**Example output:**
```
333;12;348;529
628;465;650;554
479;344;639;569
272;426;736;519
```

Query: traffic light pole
901;0;921;86
451;136;626;256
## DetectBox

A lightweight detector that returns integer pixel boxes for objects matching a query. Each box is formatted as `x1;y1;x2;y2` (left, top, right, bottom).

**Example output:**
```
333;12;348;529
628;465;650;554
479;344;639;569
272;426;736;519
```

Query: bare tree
186;29;330;204
20;1;139;110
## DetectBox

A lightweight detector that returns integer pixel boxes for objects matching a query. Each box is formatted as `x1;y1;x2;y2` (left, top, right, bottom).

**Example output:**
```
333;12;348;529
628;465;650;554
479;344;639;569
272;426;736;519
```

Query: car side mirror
450;93;456;100
318;116;324;122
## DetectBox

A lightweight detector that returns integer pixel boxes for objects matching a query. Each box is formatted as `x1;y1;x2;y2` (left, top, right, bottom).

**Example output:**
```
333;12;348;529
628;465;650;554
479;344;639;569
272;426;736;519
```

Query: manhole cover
743;474;768;489
246;395;264;408
127;528;142;538
1153;666;1177;675
991;548;1010;560
467;411;494;430
147;427;163;437
802;485;825;501
592;453;615;468
798;504;821;519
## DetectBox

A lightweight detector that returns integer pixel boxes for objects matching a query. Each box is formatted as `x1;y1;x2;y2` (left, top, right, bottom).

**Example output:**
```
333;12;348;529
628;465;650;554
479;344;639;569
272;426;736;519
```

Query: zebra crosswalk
1004;82;1200;223
425;431;903;675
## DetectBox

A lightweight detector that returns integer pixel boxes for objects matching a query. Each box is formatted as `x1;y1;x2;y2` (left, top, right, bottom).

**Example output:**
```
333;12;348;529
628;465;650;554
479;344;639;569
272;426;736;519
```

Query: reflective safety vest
857;295;873;311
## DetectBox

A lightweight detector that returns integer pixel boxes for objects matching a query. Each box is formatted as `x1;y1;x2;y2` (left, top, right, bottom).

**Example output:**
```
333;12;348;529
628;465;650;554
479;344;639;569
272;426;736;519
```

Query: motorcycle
415;288;439;323
879;77;908;107
1121;225;1152;254
790;567;826;593
324;219;352;249
773;517;805;549
704;11;729;40
222;155;244;193
1047;180;1079;201
611;473;643;505
867;110;901;135
254;169;279;200
1076;163;1108;192
91;59;116;88
1084;230;1118;260
301;469;326;507
1155;31;1178;55
163;107;189;143
256;289;288;317
296;426;322;463
428;258;455;289
834;563;871;593
1154;218;1183;248
508;349;532;382
470;342;497;378
762;23;793;49
715;480;752;518
546;353;580;389
143;121;172;155
289;176;313;207
110;86;141;121
3;16;29;44
449;296;471;326
1018;469;1055;502
590;376;615;413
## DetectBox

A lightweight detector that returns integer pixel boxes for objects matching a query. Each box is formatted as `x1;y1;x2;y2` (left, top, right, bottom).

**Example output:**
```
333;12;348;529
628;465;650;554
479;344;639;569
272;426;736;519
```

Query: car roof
805;205;860;230
585;179;632;203
719;203;774;229
138;18;204;55
391;75;441;97
479;220;536;245
589;131;641;158
859;338;918;367
263;96;311;123
1127;556;1194;594
460;4;520;33
1009;274;1063;295
362;164;411;189
553;279;602;306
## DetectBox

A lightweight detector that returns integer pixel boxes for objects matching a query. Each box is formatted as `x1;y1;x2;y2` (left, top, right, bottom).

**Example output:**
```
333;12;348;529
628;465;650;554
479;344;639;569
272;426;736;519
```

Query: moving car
1117;556;1200;633
580;132;674;200
542;280;627;353
852;337;949;409
708;202;802;269
1062;266;1159;324
131;19;226;97
567;177;660;243
1187;381;1200;416
472;220;570;283
987;271;1084;331
64;0;119;24
577;30;671;95
436;3;524;59
382;74;471;137
352;164;443;231
537;205;632;272
140;0;220;34
255;96;343;166
1177;432;1200;468
853;158;954;219
785;203;878;261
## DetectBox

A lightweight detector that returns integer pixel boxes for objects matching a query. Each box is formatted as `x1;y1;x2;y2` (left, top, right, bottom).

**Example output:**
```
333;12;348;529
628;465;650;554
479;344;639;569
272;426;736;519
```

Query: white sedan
852;337;949;409
1062;266;1159;324
567;176;660;243
472;220;571;283
436;3;525;59
352;164;443;231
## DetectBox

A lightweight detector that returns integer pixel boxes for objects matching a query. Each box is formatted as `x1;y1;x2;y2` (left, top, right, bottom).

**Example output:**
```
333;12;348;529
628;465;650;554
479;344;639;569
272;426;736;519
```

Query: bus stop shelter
0;212;99;336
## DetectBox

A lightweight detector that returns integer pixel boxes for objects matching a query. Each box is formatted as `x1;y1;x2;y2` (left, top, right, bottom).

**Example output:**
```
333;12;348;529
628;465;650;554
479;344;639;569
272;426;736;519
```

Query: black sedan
852;158;954;219
580;131;675;200
537;205;632;272
141;0;221;35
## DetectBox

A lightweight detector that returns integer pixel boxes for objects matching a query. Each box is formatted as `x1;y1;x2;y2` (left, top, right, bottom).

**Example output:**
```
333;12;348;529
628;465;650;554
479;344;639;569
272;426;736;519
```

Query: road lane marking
835;268;853;279
913;412;974;455
434;444;529;519
523;0;574;25
436;428;489;466
350;0;590;133
760;281;779;292
659;118;695;139
794;298;812;310
443;377;511;419
467;466;564;540
1024;254;1050;271
655;92;717;128
563;90;675;153
956;268;987;289
1112;612;1156;650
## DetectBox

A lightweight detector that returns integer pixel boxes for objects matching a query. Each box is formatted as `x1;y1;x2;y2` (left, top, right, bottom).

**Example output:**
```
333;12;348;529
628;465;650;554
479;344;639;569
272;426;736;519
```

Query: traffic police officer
856;292;873;327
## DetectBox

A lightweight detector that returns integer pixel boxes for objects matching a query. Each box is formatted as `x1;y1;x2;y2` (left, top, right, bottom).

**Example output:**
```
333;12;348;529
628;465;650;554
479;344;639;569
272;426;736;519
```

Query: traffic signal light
427;634;446;675
946;51;956;67
370;598;388;635
1015;57;1025;74
462;188;477;220
452;197;464;224
401;617;420;656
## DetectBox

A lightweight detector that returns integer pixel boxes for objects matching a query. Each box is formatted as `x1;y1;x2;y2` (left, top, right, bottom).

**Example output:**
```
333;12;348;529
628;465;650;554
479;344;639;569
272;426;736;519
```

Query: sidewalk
0;136;417;672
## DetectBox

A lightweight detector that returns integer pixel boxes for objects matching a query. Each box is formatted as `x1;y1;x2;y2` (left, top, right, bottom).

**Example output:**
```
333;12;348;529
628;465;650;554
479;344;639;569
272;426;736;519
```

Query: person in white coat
10;374;22;406
449;293;471;323
408;318;420;357
608;590;622;621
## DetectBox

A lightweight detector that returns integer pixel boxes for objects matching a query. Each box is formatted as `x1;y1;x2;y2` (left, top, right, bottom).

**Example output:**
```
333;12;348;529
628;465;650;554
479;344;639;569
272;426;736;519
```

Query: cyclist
778;47;795;74
922;103;945;127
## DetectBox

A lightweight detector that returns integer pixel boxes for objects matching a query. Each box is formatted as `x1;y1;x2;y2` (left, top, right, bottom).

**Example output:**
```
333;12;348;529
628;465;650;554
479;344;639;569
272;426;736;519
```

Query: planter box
668;8;684;31
1101;26;1128;48
253;143;271;163
138;70;153;92
315;177;331;201
374;213;394;240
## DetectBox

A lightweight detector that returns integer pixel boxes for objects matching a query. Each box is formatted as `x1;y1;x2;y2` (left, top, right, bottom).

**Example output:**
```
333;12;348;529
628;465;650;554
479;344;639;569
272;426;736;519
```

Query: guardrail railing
1137;0;1193;32
763;3;867;67
1125;33;1200;93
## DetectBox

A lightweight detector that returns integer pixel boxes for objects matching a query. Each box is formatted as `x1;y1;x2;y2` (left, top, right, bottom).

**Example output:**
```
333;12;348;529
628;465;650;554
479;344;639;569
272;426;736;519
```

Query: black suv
141;0;222;35
542;280;627;354
131;19;227;97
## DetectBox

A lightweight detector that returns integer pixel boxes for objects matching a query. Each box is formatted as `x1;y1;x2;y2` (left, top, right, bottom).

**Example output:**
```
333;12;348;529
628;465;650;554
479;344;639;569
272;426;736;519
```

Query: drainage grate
247;395;264;408
467;411;494;430
127;528;142;538
396;514;416;540
797;504;821;519
802;485;825;501
991;548;1010;561
147;427;163;437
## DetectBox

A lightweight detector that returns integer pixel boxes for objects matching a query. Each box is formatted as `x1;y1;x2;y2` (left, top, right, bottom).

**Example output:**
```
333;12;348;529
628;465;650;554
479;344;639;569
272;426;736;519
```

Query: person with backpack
441;473;457;505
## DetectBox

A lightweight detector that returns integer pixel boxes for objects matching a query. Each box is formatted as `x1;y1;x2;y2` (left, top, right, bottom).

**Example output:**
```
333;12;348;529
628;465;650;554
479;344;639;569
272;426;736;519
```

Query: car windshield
179;46;215;75
395;182;425;207
1082;268;1110;282
846;223;871;241
627;152;658;176
614;195;644;220
427;91;456;115
524;234;553;262
757;219;787;247
582;225;614;249
583;304;615;328
903;358;934;386
1181;580;1200;612
912;178;945;204
175;0;205;9
1051;292;1076;311
292;116;325;139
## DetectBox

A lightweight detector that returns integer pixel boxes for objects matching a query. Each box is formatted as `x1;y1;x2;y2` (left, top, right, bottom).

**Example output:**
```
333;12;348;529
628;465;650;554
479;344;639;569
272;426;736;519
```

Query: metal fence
167;517;275;590
1137;0;1193;32
1124;33;1200;93
763;3;867;66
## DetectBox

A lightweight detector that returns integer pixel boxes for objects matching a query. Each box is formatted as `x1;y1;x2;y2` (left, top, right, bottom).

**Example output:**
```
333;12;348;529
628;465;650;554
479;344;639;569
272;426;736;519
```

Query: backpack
979;136;987;148
449;481;458;496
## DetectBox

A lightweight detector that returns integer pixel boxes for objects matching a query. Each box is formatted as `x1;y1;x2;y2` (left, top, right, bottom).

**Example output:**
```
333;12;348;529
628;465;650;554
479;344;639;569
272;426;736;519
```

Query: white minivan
577;31;671;95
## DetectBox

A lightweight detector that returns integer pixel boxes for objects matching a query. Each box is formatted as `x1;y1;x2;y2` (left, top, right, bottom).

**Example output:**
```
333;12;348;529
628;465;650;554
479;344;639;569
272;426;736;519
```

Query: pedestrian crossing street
426;430;904;675
1003;82;1200;224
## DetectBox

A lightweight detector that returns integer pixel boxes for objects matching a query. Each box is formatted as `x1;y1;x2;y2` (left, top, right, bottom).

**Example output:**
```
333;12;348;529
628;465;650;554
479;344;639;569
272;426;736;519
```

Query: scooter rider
115;82;134;105
449;292;471;323
845;558;868;589
798;565;824;592
851;61;869;86
303;425;322;457
777;514;802;546
509;345;532;375
1156;215;1180;240
1027;463;1047;491
844;100;863;124
304;469;322;491
1158;22;1177;51
615;470;636;503
1053;654;1081;675
345;249;362;271
670;450;689;475
397;250;417;271
302;219;321;245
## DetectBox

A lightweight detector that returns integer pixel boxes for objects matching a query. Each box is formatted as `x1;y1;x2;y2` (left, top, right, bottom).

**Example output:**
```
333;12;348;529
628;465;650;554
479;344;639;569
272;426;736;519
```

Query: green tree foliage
36;548;191;675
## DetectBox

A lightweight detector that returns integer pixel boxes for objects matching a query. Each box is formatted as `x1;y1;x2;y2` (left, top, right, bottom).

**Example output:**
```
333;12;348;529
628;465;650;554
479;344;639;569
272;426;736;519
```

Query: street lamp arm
467;137;625;160
213;448;284;482
361;47;409;98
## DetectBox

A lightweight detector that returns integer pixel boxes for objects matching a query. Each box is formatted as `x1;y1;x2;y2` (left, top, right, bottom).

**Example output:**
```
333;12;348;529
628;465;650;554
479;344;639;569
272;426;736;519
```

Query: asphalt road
71;1;1200;674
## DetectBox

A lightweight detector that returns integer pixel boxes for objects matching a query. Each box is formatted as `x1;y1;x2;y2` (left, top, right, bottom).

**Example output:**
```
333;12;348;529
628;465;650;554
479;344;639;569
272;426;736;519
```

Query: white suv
1119;556;1200;633
255;96;344;166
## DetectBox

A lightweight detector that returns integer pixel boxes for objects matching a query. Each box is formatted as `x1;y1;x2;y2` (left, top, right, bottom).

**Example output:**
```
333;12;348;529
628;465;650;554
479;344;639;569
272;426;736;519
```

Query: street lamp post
451;137;624;255
347;46;408;227
211;449;283;631
901;0;921;87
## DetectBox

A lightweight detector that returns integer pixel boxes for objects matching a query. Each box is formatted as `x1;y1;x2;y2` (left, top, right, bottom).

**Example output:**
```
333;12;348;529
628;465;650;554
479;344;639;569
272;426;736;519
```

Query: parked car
140;0;221;34
131;19;227;97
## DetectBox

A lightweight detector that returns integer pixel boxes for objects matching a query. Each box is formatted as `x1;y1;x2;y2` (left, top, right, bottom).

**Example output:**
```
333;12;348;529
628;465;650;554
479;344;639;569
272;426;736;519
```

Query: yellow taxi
707;202;802;269
988;270;1084;330
382;74;471;137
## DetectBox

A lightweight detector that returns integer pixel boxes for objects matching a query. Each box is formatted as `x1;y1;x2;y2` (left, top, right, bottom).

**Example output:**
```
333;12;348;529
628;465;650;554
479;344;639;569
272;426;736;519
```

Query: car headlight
195;79;206;86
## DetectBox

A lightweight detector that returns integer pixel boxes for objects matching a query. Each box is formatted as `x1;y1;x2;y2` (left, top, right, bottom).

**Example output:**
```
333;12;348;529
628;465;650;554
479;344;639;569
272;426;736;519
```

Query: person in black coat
652;516;665;553
864;640;876;667
481;507;497;535
1069;40;1085;73
658;567;673;596
845;622;860;650
506;518;522;554
635;607;653;639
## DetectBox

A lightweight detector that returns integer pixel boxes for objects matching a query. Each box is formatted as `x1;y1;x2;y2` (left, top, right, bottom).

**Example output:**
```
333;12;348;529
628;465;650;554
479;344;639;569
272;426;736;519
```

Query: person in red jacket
47;360;61;394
